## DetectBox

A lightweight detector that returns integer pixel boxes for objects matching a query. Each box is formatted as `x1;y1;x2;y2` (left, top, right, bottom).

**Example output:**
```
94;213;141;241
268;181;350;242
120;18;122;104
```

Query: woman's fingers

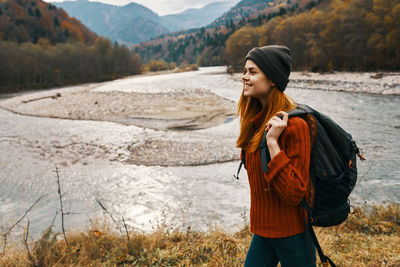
264;111;288;131
265;119;278;131
276;111;288;122
265;122;270;131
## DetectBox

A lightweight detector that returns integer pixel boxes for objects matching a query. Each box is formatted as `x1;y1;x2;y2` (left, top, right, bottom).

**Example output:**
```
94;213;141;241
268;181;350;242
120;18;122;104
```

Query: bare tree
55;164;68;247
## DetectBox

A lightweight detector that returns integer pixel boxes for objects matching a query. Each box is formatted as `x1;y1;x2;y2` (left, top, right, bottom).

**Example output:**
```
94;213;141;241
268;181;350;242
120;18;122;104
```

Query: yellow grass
0;204;399;267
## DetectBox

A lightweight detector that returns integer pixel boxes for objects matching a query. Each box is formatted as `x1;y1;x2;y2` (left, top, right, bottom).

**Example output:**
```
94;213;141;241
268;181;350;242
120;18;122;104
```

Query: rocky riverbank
233;71;400;95
290;71;400;95
0;75;240;166
1;66;399;244
1;68;399;168
0;87;236;131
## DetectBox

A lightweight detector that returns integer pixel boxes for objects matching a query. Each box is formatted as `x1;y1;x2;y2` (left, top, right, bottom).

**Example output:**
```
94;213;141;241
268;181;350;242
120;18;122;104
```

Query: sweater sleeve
263;117;311;206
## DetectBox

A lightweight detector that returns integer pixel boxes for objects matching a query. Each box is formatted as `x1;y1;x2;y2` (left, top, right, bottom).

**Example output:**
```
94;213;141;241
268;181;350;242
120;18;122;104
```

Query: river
0;66;399;240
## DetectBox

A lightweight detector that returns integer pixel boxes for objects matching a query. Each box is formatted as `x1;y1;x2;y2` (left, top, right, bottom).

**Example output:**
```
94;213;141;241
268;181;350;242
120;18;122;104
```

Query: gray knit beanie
245;45;291;92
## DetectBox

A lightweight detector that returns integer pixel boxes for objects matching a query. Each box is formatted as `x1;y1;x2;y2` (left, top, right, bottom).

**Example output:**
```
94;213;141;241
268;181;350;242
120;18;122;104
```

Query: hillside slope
51;0;167;45
51;0;238;45
162;1;238;32
133;0;320;65
0;0;97;44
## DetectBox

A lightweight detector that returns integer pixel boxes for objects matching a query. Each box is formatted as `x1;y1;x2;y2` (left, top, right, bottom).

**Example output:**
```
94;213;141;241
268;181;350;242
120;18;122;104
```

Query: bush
1;204;399;266
148;60;170;72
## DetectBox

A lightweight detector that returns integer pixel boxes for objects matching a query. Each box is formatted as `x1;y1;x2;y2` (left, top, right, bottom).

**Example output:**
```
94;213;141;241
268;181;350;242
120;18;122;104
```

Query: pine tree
54;17;60;27
35;8;41;17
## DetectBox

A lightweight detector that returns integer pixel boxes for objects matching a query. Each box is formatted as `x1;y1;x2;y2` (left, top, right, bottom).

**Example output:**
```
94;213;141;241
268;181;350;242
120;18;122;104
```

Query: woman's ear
268;79;275;87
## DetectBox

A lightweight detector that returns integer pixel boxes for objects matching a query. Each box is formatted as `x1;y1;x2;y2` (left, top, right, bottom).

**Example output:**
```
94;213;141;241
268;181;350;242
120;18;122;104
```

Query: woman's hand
265;111;288;144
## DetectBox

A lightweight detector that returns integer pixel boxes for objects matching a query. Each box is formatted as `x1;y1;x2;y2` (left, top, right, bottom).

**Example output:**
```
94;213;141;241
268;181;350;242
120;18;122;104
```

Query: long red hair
235;85;296;153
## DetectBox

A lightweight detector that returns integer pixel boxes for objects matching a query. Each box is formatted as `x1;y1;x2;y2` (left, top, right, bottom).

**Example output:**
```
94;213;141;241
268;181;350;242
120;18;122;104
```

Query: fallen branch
21;93;61;104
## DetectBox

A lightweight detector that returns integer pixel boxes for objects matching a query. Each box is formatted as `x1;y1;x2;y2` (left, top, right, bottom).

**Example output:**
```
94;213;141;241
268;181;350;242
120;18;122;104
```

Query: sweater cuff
264;150;290;184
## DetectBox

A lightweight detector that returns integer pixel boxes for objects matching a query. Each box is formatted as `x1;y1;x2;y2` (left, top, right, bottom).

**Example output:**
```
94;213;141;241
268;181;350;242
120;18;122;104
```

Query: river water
0;66;399;240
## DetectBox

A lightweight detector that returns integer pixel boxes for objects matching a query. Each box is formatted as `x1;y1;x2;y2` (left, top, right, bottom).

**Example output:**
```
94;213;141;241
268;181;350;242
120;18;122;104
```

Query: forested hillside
134;0;400;72
224;0;400;71
162;1;238;32
0;0;142;93
133;0;326;67
210;0;285;27
0;0;96;44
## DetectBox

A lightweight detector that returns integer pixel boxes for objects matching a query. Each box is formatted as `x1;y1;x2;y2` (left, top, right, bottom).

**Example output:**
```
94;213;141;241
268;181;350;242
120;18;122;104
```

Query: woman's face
242;59;275;100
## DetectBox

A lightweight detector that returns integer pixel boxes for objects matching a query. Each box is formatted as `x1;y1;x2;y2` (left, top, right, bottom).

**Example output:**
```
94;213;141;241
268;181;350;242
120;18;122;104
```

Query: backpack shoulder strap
258;104;310;173
289;104;318;145
233;149;245;180
236;104;316;178
259;131;271;172
288;103;319;117
288;107;307;117
302;200;337;267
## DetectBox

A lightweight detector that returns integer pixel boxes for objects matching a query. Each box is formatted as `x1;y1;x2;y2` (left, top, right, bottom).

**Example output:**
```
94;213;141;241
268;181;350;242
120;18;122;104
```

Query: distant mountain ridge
51;0;166;45
211;0;291;27
162;1;238;32
51;0;238;45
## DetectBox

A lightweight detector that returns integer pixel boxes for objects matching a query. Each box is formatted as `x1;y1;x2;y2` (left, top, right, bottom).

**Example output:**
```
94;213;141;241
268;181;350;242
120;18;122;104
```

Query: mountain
50;0;239;45
51;0;169;45
210;0;276;26
0;0;97;44
108;16;170;45
161;1;239;32
133;0;325;65
208;0;320;27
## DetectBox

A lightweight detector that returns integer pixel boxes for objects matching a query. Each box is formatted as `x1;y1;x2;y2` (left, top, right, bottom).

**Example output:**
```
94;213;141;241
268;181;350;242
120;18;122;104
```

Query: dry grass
0;204;399;267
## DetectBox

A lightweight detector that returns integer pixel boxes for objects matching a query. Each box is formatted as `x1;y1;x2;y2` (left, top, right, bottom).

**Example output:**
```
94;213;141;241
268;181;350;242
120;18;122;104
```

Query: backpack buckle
353;140;366;161
357;147;366;161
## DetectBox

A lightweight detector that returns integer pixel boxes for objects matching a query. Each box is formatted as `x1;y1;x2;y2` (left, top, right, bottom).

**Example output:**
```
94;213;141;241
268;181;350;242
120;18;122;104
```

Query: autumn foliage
0;37;142;93
136;0;400;72
0;0;96;44
134;0;306;67
0;0;144;93
225;0;400;72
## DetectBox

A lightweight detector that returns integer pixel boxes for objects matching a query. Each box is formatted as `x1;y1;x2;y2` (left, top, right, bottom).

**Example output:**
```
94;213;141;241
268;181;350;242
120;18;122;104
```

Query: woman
236;45;316;267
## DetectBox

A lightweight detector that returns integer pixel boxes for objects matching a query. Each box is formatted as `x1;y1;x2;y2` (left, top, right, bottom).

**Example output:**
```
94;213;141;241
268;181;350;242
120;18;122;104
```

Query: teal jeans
244;231;316;267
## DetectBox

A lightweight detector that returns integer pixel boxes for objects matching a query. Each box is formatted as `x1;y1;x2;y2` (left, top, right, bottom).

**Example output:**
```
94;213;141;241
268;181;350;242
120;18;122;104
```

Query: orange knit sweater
242;108;311;238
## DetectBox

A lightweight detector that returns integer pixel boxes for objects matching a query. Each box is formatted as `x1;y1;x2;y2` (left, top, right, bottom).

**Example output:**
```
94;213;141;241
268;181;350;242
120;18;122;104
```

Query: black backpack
234;104;365;267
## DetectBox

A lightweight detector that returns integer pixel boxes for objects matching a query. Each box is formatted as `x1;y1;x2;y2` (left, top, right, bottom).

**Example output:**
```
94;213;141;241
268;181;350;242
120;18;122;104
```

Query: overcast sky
45;0;238;16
